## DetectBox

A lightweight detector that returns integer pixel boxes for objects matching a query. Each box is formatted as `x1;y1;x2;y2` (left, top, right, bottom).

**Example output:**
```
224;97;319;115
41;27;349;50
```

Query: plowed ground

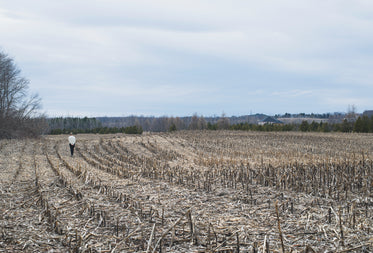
1;131;372;252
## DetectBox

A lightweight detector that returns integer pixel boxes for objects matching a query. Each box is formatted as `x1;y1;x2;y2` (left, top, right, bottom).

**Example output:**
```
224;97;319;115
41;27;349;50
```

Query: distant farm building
363;110;373;118
259;116;283;125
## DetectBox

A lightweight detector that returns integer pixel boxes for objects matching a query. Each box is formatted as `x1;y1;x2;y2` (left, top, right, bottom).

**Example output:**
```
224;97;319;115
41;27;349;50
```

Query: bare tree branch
0;50;44;139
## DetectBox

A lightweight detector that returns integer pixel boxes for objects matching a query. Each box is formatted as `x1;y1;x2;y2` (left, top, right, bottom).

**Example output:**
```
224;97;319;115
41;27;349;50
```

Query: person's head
70;132;73;135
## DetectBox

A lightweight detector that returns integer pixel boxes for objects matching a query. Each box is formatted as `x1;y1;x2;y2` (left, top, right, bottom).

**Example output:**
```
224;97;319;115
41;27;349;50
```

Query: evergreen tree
341;119;353;132
300;121;309;132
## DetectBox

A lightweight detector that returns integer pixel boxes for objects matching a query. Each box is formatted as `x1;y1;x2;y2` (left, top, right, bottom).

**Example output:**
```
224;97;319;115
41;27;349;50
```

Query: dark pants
69;144;75;156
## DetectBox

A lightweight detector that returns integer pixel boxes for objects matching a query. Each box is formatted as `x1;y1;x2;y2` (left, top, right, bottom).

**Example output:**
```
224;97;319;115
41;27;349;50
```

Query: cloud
320;89;372;110
1;0;373;116
3;1;373;74
271;90;313;98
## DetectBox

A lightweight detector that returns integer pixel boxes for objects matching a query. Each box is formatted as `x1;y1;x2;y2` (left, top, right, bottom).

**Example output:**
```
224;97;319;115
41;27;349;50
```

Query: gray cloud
1;0;373;116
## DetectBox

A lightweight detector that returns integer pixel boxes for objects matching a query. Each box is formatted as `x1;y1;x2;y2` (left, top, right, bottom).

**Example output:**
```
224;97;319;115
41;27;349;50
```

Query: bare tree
217;113;230;130
346;105;357;119
197;116;207;130
0;51;45;138
189;113;200;130
174;117;185;130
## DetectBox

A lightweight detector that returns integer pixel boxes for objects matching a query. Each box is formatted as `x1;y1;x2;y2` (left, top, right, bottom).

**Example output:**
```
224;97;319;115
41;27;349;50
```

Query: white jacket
68;135;76;145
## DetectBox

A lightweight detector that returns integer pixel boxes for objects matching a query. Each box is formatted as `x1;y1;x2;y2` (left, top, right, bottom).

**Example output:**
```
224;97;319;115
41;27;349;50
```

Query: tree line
47;117;143;135
0;51;46;139
228;117;373;133
47;114;230;134
49;125;143;135
46;115;373;134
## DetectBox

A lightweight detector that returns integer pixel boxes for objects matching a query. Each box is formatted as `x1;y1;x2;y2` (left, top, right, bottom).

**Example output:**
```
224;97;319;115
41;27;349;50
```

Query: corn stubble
0;131;372;252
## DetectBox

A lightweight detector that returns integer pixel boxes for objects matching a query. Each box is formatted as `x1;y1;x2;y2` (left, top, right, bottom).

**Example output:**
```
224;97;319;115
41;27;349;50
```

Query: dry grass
0;131;372;252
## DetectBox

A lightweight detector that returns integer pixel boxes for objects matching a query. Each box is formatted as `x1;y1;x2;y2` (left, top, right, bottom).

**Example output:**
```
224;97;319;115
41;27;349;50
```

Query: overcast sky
1;0;373;117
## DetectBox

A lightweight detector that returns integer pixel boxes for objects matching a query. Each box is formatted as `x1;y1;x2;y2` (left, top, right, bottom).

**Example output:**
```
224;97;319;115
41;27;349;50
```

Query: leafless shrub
0;51;45;139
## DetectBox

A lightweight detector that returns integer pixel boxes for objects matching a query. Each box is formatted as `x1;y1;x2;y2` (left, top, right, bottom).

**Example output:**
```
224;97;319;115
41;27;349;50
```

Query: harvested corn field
1;131;372;252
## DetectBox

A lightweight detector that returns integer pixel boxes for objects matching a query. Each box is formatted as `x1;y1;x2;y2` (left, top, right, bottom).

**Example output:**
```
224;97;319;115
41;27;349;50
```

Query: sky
1;0;373;117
